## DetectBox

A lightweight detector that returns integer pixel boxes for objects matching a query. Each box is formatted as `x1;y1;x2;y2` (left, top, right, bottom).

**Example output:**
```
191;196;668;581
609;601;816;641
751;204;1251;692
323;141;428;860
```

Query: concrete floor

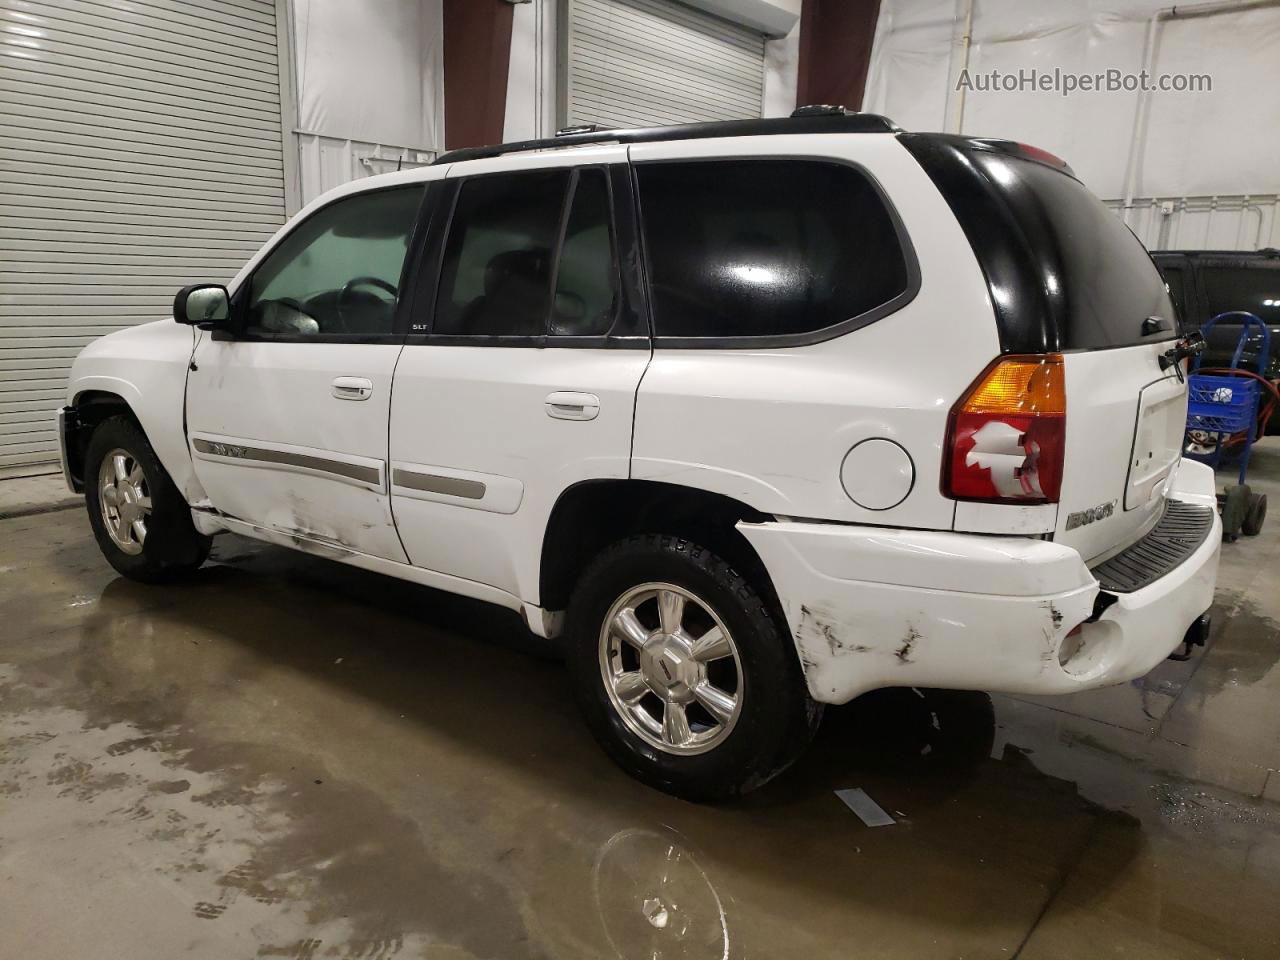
2;446;1279;960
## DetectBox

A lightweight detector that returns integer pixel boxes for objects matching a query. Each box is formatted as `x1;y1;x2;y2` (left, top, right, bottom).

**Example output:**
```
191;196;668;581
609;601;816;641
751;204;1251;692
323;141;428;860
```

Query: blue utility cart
1184;311;1270;540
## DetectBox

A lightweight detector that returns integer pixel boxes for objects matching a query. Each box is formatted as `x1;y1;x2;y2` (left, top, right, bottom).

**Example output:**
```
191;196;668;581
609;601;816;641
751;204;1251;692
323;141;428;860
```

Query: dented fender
66;320;207;503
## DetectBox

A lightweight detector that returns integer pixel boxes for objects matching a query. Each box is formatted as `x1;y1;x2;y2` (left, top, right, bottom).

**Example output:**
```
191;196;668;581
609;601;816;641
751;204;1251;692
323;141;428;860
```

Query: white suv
58;111;1221;800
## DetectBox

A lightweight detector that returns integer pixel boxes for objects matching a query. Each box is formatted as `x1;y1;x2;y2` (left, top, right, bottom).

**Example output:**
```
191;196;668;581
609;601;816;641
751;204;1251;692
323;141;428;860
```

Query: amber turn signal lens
959;355;1066;416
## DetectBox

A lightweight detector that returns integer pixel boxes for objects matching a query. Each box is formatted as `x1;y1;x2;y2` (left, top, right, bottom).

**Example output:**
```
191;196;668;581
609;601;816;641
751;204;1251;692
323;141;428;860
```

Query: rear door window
635;159;913;342
434;170;568;337
552;169;619;337
433;167;621;340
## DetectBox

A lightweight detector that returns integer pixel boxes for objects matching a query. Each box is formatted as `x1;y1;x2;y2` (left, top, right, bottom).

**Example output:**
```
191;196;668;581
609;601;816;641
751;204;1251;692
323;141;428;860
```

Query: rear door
387;147;651;603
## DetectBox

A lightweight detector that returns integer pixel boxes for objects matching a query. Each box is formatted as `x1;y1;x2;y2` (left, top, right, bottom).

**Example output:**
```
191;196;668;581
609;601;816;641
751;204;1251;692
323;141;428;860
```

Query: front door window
246;186;423;338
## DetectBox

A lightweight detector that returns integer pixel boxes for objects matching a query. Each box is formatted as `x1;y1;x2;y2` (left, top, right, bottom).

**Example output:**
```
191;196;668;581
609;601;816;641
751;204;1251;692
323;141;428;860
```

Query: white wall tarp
506;0;559;141
293;0;443;154
865;0;1280;203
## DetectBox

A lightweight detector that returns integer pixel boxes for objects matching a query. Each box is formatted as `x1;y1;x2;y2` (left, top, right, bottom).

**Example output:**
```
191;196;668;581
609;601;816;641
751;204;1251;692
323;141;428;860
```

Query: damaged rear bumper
738;459;1221;705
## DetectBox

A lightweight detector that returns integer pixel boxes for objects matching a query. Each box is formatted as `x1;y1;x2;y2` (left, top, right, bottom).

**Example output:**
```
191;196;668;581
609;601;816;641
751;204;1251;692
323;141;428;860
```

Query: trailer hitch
1160;332;1206;382
1168;613;1211;662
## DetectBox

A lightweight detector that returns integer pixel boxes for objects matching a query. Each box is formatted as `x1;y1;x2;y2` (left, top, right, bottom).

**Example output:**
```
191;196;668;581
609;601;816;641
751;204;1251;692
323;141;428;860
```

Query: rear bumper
738;459;1221;705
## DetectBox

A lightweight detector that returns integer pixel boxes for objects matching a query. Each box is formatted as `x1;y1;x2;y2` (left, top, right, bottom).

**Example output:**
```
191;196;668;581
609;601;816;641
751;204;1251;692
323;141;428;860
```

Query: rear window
901;135;1175;353
1009;159;1175;348
636;159;912;342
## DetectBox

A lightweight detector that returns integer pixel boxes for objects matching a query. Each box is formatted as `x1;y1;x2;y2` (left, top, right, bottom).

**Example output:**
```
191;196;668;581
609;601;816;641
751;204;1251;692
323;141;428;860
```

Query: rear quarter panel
630;134;1000;529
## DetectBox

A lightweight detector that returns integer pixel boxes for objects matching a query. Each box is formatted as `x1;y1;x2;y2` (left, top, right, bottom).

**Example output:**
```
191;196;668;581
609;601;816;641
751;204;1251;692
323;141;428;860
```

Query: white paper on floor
835;788;896;827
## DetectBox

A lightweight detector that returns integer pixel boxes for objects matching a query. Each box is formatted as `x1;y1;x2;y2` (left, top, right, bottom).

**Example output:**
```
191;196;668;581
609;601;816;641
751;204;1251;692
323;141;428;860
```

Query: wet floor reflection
593;828;729;960
4;508;1280;958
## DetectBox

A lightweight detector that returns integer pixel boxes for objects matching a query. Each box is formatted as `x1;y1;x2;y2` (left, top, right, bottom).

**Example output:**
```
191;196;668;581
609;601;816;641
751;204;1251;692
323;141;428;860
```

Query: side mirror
174;284;230;327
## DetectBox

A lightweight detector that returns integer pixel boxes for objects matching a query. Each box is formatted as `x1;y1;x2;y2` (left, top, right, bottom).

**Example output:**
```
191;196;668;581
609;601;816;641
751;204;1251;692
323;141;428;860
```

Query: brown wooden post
443;0;516;150
796;0;883;111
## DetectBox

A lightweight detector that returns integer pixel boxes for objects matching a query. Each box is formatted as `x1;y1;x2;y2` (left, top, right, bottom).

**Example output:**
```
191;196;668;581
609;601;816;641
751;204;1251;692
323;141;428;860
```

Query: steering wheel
336;276;398;332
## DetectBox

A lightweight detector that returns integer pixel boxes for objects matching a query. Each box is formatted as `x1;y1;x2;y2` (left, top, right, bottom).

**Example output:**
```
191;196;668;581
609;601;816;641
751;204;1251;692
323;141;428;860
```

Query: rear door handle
332;376;373;401
545;391;600;421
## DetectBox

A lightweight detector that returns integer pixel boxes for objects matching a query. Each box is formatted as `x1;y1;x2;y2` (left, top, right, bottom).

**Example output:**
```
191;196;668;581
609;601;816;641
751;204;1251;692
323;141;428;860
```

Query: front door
388;148;651;604
186;184;427;561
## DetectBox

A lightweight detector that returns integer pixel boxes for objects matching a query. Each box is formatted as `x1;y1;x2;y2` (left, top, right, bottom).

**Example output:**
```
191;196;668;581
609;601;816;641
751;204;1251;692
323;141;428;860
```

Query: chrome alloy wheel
599;582;744;756
98;448;151;556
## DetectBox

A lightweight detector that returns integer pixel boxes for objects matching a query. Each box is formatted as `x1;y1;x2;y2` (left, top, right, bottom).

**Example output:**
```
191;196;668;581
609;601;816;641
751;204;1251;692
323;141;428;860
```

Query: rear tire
1243;493;1267;537
566;534;821;802
84;415;210;583
1221;483;1250;541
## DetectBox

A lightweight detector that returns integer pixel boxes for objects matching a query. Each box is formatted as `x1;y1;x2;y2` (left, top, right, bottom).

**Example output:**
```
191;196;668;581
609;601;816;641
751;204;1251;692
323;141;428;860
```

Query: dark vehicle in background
1153;249;1280;436
1153;248;1280;378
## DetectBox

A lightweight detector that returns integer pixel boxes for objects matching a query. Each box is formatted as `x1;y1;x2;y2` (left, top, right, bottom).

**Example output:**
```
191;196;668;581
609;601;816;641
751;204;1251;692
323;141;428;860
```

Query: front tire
84;415;210;583
566;534;820;802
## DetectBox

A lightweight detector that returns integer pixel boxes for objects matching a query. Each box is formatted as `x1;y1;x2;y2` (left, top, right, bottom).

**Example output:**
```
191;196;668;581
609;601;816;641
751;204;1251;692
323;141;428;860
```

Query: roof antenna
397;155;403;172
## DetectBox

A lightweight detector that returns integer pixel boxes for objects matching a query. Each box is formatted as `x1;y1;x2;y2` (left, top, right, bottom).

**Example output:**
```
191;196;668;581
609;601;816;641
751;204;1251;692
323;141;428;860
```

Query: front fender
67;320;206;502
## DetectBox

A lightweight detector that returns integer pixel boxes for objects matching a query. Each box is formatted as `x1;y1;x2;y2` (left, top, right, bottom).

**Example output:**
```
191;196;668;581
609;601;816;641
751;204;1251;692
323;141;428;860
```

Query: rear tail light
944;354;1066;503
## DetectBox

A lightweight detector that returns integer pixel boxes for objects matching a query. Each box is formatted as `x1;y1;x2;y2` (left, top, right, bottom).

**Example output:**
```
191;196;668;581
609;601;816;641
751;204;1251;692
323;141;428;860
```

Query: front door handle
332;376;373;401
545;391;600;421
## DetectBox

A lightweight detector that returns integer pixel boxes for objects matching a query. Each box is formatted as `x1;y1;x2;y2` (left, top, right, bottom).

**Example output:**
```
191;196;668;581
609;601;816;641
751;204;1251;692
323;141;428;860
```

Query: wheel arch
66;381;202;503
64;320;204;501
538;479;783;618
63;390;140;492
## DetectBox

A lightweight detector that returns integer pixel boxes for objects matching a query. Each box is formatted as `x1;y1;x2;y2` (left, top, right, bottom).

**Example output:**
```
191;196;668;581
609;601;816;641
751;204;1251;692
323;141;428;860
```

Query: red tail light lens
944;355;1066;503
1015;143;1072;172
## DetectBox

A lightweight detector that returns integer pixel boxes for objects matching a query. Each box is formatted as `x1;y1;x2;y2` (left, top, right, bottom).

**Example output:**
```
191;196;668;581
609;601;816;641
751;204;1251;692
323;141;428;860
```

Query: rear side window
636;160;912;341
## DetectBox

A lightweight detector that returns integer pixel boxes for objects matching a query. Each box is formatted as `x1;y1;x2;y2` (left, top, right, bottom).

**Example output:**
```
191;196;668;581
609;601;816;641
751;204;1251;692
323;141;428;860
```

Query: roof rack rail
432;110;901;166
790;104;848;118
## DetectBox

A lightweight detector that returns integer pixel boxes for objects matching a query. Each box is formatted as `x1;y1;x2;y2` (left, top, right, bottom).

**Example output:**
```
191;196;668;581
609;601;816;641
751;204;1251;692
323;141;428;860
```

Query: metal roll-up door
563;0;765;129
0;0;288;471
